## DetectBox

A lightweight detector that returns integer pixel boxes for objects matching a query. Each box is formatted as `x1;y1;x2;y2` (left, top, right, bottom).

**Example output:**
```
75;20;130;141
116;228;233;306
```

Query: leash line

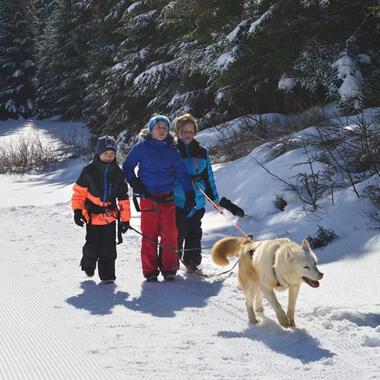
128;225;239;278
194;184;249;238
128;226;213;252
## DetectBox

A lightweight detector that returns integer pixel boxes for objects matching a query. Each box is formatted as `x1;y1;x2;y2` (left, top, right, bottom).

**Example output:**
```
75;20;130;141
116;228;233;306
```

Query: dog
211;236;323;327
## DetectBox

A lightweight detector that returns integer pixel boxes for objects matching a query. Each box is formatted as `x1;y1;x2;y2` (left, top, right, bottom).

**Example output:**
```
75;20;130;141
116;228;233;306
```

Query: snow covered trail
1;118;379;379
1;200;379;379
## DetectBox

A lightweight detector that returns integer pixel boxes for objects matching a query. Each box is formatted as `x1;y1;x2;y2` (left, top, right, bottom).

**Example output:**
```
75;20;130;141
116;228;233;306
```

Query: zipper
103;164;110;206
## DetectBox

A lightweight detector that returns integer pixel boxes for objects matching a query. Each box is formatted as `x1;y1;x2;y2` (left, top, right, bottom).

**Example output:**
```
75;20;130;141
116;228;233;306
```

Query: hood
139;127;177;146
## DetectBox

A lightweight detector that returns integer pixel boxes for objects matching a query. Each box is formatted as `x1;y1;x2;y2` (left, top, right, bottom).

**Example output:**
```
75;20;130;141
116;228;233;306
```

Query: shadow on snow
66;277;224;318
124;276;224;318
66;280;129;315
218;316;335;364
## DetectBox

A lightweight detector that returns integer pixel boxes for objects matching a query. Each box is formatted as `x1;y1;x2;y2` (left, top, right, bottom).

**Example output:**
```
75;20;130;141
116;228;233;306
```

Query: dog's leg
287;285;300;327
255;290;264;313
245;288;259;324
261;287;290;328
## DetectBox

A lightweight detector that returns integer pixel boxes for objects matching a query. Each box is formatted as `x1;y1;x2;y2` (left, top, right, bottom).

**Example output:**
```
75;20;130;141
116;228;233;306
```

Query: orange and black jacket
71;156;131;225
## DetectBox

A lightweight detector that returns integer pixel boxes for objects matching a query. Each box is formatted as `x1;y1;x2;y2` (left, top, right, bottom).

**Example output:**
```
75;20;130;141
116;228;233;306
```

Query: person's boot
163;273;175;281
82;267;94;277
100;280;115;285
145;274;158;282
185;263;198;273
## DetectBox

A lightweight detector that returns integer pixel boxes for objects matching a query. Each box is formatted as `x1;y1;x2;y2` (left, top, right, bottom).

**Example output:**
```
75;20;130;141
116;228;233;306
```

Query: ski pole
195;184;249;238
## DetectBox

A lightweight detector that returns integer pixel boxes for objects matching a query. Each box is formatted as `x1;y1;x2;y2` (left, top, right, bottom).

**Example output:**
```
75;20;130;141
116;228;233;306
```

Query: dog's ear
286;247;294;261
301;239;310;250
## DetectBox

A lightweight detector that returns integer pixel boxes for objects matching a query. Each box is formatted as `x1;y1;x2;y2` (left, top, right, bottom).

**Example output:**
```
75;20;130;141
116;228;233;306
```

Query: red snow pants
140;198;178;278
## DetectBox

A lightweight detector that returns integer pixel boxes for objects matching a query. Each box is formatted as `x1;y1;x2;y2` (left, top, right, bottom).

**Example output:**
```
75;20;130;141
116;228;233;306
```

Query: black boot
82;267;94;277
146;274;158;282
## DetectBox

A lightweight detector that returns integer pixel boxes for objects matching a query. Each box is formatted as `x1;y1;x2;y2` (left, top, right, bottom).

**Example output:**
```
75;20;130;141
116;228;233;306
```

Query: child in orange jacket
71;136;130;283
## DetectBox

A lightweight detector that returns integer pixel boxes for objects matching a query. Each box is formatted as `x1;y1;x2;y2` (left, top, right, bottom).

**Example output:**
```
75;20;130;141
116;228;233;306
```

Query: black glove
129;177;146;195
120;221;130;234
74;209;86;227
219;197;245;217
184;191;196;214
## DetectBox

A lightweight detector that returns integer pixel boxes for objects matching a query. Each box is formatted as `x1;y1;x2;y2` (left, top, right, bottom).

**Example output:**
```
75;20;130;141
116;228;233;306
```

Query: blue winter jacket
174;139;219;211
122;135;193;195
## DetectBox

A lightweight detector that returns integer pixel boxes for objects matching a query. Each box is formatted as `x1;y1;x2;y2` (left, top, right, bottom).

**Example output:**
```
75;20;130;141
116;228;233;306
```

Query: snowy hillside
0;118;379;379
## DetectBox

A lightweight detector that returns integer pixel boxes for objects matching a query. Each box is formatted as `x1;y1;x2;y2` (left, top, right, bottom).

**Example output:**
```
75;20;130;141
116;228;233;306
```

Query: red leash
195;185;249;238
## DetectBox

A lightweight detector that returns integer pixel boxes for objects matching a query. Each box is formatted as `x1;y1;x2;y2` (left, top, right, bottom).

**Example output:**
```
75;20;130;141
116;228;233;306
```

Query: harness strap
133;195;141;212
192;173;204;183
147;191;174;204
192;168;208;182
192;169;215;201
273;263;290;288
116;211;123;245
133;192;174;214
85;199;117;214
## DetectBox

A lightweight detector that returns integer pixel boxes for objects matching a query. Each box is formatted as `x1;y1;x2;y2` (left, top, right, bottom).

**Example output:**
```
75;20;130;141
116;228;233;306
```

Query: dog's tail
211;236;252;266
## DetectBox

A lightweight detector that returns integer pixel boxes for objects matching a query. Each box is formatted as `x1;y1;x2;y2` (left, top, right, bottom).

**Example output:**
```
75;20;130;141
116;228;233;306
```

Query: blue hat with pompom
96;135;117;156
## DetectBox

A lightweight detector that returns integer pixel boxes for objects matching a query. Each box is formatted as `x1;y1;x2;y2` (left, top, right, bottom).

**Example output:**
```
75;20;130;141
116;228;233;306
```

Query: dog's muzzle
302;272;323;288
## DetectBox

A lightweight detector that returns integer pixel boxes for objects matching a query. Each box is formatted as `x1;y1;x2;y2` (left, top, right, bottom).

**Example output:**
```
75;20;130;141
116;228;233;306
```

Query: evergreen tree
82;0;130;137
3;0;378;133
35;0;88;119
158;0;236;128
278;0;380;113
89;0;171;137
0;0;35;119
86;0;379;136
31;0;56;38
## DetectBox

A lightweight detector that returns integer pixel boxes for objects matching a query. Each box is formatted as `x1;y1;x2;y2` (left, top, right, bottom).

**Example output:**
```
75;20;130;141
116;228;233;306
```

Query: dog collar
273;267;290;288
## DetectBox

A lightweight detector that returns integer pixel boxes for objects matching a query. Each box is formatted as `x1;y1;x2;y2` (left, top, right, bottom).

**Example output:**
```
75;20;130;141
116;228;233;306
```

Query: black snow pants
176;207;205;268
81;222;117;281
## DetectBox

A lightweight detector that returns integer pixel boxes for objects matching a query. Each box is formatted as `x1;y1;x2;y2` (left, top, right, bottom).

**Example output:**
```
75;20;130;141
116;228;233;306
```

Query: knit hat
147;115;171;133
96;135;117;156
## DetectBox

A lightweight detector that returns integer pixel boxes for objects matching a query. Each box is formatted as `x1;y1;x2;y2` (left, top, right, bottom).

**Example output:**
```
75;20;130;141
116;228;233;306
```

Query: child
123;115;195;282
173;113;219;272
71;135;131;283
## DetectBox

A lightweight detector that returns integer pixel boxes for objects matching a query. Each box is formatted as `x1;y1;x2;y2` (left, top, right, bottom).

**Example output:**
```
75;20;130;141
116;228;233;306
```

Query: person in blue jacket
173;113;219;272
123;115;196;282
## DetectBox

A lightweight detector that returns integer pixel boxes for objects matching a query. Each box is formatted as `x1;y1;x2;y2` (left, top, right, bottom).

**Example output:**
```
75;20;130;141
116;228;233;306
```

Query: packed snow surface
0;118;379;379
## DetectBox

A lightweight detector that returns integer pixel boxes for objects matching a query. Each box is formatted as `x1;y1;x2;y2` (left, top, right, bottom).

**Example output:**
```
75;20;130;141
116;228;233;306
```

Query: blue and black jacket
174;139;219;212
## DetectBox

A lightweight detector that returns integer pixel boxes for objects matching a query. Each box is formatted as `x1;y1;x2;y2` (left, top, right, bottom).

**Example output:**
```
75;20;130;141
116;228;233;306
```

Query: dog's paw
288;319;296;327
249;317;260;325
255;306;264;313
278;315;291;328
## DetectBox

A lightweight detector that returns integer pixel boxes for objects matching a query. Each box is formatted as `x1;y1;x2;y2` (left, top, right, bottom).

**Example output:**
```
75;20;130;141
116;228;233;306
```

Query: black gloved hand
219;197;245;217
120;221;130;234
129;177;146;195
74;209;86;227
184;191;196;214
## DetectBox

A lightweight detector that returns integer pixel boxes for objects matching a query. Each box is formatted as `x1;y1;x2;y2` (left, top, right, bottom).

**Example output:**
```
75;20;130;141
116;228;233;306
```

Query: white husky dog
211;236;324;327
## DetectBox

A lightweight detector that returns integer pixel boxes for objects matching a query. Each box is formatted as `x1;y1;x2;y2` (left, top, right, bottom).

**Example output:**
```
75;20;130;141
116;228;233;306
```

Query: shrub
307;225;338;249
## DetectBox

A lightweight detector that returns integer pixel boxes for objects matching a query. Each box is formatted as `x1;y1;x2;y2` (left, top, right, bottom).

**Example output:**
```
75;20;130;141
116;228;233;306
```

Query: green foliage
2;0;379;137
0;0;35;119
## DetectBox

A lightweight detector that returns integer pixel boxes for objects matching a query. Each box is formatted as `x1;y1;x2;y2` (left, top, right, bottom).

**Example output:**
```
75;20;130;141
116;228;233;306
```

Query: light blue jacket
174;139;219;214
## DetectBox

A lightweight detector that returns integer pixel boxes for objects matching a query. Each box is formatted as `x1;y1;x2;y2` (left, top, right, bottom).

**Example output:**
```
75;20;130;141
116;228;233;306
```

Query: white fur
211;237;324;327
